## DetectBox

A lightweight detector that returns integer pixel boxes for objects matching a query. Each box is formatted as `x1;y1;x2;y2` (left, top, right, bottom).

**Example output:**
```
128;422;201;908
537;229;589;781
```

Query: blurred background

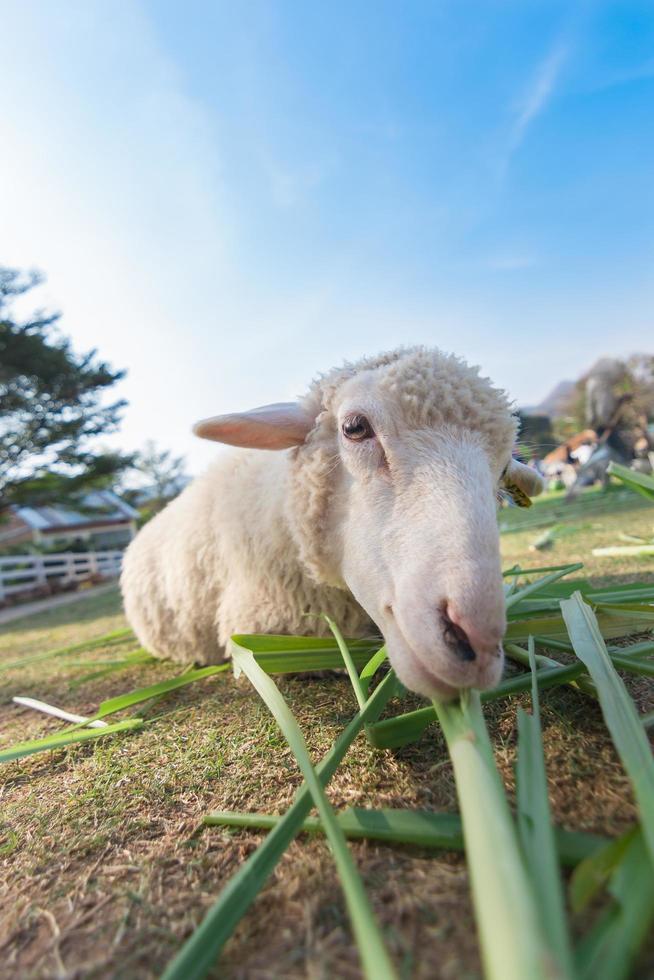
1;0;653;553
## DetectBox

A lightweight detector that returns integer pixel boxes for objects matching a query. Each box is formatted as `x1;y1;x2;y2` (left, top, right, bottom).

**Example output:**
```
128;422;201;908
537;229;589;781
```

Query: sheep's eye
342;415;374;441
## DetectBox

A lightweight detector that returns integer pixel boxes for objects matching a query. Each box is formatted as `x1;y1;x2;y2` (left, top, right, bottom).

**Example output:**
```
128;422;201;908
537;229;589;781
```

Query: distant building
0;490;139;552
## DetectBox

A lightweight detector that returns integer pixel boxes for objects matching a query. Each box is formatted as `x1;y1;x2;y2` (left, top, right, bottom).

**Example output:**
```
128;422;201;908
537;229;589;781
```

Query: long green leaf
575;828;654;980
231;645;397;979
161;665;399;980
230;633;379;674
435;691;556;980
607;461;654;501
0;627;135;673
569;826;638;914
204;807;606;867
359;645;388;685
506;564;583;610
322;615;367;709
89;664;230;721
0;718;143;763
515;638;575;976
561;593;654;867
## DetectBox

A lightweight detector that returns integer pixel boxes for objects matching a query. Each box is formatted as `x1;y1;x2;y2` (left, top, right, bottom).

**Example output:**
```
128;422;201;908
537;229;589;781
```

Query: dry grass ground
1;487;653;979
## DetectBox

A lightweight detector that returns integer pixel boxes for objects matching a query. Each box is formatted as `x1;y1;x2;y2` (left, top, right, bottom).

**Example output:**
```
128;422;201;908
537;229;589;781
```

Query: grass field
1;486;653;979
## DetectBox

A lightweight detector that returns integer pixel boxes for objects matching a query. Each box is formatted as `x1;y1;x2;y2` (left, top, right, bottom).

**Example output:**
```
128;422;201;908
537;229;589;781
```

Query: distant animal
121;348;542;699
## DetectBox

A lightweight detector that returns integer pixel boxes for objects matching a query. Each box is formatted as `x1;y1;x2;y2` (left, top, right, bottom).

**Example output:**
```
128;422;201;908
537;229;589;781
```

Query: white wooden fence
0;551;123;602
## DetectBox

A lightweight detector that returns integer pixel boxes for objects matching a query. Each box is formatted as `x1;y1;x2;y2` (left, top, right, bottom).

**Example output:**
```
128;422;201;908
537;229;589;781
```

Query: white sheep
120;347;542;699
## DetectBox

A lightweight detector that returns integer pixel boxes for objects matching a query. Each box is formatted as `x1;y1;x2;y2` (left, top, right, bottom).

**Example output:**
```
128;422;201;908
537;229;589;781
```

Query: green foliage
0;266;131;510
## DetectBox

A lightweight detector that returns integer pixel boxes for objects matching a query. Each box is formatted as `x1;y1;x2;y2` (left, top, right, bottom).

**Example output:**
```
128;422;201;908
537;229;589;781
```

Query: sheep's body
121;447;372;665
122;347;526;681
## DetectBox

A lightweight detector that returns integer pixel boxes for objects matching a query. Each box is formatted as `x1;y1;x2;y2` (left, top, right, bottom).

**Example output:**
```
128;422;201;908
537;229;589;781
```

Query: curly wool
287;346;517;585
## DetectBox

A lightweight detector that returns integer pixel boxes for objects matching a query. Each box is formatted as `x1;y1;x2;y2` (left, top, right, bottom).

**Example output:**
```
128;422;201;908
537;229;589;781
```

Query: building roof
14;490;139;531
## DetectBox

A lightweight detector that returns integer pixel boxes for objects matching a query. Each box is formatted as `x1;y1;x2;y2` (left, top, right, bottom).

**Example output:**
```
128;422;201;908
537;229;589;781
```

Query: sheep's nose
442;608;476;662
442;604;503;664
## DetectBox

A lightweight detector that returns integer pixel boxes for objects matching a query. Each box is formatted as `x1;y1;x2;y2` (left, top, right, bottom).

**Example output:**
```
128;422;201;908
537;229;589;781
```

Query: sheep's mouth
408;653;460;701
383;624;461;701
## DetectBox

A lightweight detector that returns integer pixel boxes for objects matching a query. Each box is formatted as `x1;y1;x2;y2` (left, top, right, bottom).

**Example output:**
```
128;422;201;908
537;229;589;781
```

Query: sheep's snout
384;573;506;700
441;603;504;667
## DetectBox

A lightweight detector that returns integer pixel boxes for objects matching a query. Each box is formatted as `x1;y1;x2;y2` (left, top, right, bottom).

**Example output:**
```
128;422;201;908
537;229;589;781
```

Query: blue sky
1;1;652;473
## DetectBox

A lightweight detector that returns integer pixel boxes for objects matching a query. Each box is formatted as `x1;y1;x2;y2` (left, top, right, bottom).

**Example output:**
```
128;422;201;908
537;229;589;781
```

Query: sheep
120;347;543;699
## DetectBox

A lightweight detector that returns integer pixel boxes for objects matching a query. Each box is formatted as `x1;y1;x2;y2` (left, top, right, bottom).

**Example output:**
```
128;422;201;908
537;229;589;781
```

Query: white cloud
509;41;569;152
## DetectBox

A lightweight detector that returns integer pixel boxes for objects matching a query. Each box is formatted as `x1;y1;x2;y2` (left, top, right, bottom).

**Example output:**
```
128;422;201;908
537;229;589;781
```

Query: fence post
34;555;47;587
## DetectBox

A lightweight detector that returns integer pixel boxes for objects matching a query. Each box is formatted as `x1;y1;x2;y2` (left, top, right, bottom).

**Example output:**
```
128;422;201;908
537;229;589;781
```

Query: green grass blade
231;644;397;979
569;826;638;914
359;645;388;685
505;564;583;610
574;828;654;980
204;807;606;866
608;654;654;677
561;592;654;867
515;638;575;977
322;615;368;709
434;691;556;980
90;664;230;720
367;662;587;750
230;633;379;674
503;563;586;578
68;649;157;687
161;664;399;980
607;461;654;500
0;627;135;673
1;664;227;761
0;718;143;763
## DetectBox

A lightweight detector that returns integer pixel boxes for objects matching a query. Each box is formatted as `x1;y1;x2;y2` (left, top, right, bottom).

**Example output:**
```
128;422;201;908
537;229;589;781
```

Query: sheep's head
194;347;543;700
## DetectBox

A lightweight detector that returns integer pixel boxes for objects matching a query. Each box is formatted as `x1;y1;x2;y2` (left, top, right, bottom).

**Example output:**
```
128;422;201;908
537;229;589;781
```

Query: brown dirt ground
1;489;653;980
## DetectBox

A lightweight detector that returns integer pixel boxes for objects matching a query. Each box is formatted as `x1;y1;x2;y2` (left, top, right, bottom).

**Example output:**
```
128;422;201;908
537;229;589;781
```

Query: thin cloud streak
510;42;569;151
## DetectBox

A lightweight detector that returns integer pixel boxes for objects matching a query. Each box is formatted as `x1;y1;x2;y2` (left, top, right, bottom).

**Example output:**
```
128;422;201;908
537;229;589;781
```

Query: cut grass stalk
203;806;607;867
561;592;654;867
231;645;397;980
434;690;560;980
592;545;654;557
515;638;575;977
11;696;109;728
161;664;399;980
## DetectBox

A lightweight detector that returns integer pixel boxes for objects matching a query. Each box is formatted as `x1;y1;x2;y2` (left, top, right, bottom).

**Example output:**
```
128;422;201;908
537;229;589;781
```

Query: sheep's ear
193;402;314;450
502;459;544;507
